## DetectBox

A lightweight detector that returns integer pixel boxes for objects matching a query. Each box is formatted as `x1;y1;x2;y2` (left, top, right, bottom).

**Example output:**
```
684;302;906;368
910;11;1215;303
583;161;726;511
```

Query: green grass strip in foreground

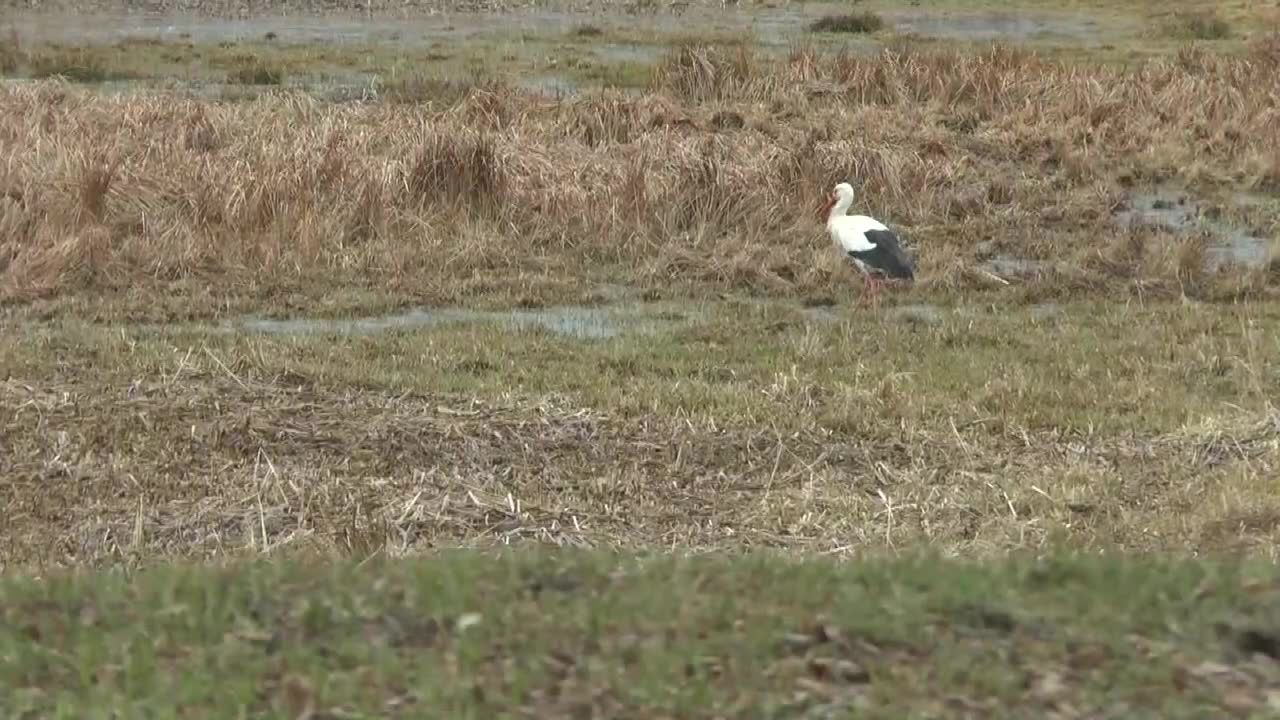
4;551;1280;717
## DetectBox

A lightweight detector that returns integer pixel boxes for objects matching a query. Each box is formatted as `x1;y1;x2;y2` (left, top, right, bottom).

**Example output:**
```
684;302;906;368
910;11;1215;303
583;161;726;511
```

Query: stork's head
819;182;855;220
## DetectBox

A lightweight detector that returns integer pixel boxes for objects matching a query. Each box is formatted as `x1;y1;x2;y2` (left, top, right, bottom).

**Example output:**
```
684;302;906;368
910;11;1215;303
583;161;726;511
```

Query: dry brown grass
3;288;1279;567
1250;30;1280;69
5;369;1278;566
1;44;1278;310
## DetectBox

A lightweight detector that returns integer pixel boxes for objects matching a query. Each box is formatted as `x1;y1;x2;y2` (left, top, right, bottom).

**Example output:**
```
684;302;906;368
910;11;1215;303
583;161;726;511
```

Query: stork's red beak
818;193;835;219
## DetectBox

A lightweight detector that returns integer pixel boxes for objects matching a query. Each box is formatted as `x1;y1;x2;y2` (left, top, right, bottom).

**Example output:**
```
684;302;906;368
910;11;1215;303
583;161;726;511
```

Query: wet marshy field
3;0;1280;558
0;0;1238;98
5;1;1280;715
4;0;1280;552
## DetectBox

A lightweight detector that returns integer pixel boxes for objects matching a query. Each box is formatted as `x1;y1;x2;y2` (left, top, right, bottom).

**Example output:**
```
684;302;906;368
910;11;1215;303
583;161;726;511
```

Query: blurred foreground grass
5;550;1280;717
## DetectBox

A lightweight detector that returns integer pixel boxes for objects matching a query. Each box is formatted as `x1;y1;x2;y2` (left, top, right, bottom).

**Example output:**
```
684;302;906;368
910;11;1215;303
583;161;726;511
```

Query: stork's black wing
848;229;915;280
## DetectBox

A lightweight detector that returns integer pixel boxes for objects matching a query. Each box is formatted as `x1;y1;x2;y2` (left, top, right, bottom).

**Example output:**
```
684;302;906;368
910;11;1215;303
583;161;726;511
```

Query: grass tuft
808;12;887;34
226;56;285;85
28;47;116;82
1249;30;1280;67
0;29;20;74
76;151;119;224
571;23;605;37
1163;11;1232;40
651;43;761;101
407;131;508;214
378;72;479;105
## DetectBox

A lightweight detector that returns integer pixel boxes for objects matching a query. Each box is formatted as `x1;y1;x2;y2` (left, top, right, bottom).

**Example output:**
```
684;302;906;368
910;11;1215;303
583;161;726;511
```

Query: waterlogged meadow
3;0;1280;715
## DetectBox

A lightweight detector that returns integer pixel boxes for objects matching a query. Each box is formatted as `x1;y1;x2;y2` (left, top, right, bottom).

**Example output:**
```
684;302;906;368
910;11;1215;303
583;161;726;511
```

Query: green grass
4;549;1280;717
7;298;1278;435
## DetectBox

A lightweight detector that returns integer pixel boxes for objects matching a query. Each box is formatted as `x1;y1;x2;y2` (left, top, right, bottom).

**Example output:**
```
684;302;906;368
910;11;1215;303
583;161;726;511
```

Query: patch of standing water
801;305;840;324
518;75;579;97
593;44;663;65
1206;237;1271;272
886;304;945;325
1113;187;1274;272
800;303;947;325
218;303;703;339
983;254;1050;278
1112;189;1196;231
883;10;1106;43
47;76;379;102
803;301;1066;327
1030;303;1064;322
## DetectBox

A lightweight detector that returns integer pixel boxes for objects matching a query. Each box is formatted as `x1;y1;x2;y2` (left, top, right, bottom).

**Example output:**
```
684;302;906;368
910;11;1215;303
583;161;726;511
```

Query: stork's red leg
866;275;882;306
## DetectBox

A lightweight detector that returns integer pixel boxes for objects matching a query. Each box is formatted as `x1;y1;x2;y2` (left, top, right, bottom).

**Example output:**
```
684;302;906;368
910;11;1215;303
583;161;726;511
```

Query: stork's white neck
827;194;853;222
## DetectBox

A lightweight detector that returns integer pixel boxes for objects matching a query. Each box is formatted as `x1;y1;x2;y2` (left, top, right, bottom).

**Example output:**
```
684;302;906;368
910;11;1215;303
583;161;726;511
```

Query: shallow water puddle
887;303;947;325
1113;187;1274;271
518;75;580;97
803;301;1066;326
802;302;948;325
883;10;1106;43
217;297;965;340
217;303;704;339
1113;189;1196;231
982;254;1051;278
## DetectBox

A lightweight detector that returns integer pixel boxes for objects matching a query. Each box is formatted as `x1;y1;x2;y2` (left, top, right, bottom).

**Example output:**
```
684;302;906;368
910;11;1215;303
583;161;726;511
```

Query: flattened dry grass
3;300;1279;567
2;43;1279;312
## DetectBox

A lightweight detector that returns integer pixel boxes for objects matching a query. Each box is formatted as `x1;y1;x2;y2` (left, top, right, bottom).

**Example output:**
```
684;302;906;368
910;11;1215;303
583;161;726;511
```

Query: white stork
820;182;915;303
